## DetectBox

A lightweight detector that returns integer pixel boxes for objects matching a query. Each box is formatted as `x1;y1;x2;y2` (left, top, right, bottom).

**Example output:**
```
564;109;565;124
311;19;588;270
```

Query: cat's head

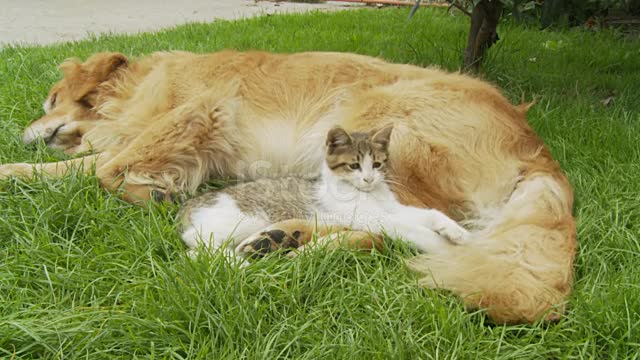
325;125;393;192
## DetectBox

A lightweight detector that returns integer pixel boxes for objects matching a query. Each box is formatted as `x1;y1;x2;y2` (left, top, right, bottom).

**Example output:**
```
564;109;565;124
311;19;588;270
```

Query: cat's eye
373;162;382;169
349;163;360;170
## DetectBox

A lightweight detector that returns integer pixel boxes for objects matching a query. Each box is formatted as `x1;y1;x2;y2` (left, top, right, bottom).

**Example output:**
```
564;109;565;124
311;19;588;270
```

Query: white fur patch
242;119;297;178
240;110;341;179
181;194;270;252
509;175;565;206
470;174;570;232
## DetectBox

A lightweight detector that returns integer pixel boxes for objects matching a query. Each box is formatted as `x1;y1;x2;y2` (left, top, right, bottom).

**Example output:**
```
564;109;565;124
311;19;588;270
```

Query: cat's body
179;126;468;257
179;176;317;254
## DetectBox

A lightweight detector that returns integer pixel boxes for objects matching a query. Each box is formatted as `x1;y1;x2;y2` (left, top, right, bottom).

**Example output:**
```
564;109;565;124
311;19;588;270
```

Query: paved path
0;0;362;46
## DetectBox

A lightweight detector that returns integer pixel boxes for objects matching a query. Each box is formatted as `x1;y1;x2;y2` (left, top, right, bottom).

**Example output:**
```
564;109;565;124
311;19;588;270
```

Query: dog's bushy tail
407;173;576;324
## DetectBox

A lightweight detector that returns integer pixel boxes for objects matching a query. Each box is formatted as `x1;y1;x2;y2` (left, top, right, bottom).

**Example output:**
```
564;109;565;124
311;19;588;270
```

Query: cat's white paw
421;210;470;245
433;222;469;245
188;247;249;267
222;248;250;267
186;248;199;258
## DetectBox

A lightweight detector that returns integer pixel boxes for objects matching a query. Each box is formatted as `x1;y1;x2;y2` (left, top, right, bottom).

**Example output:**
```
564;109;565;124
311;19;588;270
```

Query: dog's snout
22;120;65;145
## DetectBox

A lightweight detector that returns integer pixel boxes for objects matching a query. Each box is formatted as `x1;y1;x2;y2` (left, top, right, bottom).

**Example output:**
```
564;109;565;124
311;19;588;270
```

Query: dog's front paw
151;189;185;204
236;229;303;259
0;163;32;180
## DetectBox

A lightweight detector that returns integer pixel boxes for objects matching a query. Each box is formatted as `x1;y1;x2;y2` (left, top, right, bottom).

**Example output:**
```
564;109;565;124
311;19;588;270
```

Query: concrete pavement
0;0;363;46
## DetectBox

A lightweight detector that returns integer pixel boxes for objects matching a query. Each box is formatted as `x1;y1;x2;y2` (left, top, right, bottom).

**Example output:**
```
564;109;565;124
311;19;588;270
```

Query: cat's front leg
408;208;470;245
376;220;451;254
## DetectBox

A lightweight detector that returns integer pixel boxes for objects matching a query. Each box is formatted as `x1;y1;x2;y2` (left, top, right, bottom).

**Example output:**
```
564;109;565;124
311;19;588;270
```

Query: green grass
1;8;639;359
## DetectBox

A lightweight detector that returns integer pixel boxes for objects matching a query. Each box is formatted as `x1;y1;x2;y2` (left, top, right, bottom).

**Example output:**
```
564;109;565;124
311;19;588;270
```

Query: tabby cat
178;125;468;258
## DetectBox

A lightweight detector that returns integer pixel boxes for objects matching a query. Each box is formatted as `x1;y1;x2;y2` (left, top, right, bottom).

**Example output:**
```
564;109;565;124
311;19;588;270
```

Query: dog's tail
407;172;576;324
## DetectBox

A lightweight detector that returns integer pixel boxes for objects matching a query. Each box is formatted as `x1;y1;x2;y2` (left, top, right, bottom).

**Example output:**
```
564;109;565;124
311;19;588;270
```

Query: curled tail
407;173;576;324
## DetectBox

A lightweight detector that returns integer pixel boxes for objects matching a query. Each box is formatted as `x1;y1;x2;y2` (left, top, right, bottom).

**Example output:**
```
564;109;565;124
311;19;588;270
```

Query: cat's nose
363;177;373;184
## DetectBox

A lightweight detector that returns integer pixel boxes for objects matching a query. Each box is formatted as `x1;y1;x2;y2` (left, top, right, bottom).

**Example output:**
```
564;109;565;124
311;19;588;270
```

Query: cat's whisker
384;179;410;190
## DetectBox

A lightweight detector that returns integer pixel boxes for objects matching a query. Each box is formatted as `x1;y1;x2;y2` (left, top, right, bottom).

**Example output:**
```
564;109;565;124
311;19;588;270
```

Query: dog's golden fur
0;50;576;324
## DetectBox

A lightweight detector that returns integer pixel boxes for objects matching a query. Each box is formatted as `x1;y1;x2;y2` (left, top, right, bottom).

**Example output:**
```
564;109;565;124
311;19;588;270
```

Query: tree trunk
463;0;503;71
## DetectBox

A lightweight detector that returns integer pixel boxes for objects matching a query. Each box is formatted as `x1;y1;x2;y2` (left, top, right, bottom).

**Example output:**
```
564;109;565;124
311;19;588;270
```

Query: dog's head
23;52;128;153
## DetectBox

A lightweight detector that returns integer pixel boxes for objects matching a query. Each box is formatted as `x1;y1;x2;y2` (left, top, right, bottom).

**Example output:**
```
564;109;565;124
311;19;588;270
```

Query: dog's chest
238;118;339;180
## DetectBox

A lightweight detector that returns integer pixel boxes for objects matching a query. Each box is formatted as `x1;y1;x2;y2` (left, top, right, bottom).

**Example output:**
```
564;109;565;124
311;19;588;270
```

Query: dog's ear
59;52;128;104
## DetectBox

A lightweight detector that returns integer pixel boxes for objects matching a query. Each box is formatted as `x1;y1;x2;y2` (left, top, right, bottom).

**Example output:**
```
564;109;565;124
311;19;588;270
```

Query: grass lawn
1;7;639;359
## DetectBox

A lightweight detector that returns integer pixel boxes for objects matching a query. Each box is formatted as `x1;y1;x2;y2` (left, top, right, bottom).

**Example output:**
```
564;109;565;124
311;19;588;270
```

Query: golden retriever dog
0;50;576;324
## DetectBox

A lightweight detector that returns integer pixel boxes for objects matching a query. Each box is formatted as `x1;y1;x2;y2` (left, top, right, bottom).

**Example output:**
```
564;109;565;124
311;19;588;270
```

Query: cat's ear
371;125;393;149
326;126;352;151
